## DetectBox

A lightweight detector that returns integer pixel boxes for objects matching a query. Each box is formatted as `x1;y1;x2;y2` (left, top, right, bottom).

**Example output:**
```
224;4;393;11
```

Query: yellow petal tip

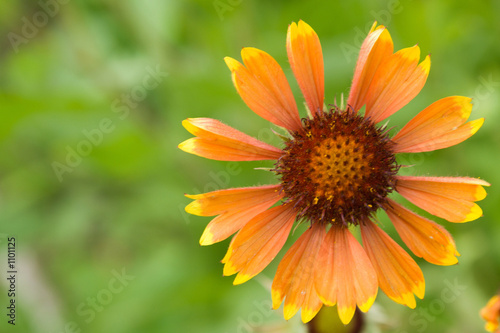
283;303;299;321
221;246;233;264
462;203;483;222
402;292;417;309
318;295;336;307
301;307;321;323
222;260;238;276
271;290;283;310
419;54;431;74
233;273;252;285
338;305;356;325
475;185;488;201
485;322;497;332
181;118;190;129
358;293;377;312
415;280;426;300
240;47;262;59
469;118;485;136
224;57;241;72
177;138;197;155
181;118;200;136
199;229;214;246
184;201;202;216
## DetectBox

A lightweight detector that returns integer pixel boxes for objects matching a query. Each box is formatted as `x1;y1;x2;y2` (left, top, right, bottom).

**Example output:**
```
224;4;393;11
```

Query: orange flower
482;294;500;332
179;21;490;324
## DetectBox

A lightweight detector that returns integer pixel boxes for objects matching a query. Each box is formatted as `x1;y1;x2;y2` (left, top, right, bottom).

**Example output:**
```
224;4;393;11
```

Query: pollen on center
275;107;398;226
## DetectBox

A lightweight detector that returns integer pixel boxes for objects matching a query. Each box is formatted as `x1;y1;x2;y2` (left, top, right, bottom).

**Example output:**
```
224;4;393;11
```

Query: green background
0;0;499;332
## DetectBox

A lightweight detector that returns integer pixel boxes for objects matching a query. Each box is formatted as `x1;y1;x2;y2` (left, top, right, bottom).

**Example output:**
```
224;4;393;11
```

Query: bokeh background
0;1;499;332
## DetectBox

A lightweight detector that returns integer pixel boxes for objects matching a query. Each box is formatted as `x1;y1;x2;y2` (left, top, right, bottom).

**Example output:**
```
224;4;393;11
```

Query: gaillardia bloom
481;294;500;332
179;21;490;324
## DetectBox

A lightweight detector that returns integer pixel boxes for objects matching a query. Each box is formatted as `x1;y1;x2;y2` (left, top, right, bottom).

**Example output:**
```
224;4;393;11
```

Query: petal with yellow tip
271;223;325;323
365;46;430;123
199;192;283;245
396;176;490;223
361;219;425;308
392;96;484;153
385;199;459;266
185;185;282;217
225;51;302;131
188;185;283;245
287;20;324;115
481;295;500;332
314;226;378;325
347;23;393;112
179;118;282;161
222;204;296;284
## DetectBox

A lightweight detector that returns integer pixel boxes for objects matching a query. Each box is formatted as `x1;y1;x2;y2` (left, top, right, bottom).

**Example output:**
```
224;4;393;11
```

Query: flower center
275;107;398;226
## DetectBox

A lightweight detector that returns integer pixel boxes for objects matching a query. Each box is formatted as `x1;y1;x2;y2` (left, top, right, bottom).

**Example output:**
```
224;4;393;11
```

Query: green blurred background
0;0;499;332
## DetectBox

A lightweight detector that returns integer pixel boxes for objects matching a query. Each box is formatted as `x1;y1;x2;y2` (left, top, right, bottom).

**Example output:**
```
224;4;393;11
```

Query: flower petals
222;204;296;285
347;22;394;112
185;185;282;216
199;202;277;245
287;20;324;116
365;45;431;123
396;176;490;223
361;219;425;308
315;226;378;325
385;199;459;265
392;96;484;153
225;50;302;132
239;48;303;131
186;185;284;245
481;295;500;333
179;118;282;161
271;223;326;323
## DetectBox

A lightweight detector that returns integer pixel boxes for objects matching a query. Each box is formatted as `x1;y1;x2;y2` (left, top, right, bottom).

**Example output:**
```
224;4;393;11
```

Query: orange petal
365;46;431;123
179;118;282;161
360;219;425;308
315;226;378;325
385;198;459;265
396;176;490;223
287;20;324;116
481;295;500;332
271;223;326;323
239;47;303;131
347;23;393;112
185;185;282;216
225;52;302;132
222;204;296;284
196;187;284;245
392;96;484;153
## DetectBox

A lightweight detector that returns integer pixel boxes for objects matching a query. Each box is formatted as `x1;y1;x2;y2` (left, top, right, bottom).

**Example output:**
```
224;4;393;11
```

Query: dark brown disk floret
274;106;398;227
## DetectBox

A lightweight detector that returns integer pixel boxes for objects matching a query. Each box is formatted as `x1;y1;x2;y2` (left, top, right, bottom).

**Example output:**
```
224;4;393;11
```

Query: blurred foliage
0;0;499;332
